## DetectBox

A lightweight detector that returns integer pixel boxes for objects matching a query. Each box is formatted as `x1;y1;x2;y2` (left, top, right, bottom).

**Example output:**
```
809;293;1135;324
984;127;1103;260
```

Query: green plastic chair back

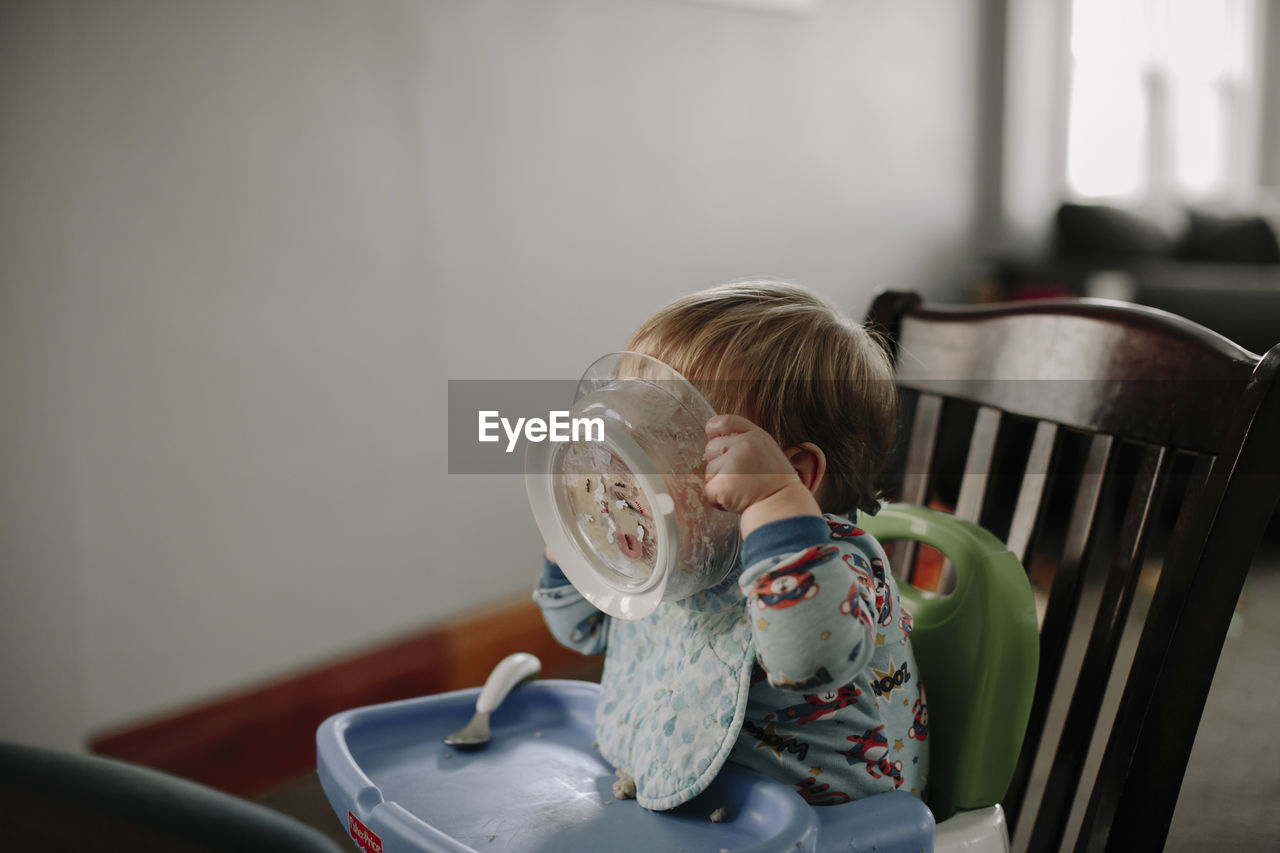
857;503;1039;822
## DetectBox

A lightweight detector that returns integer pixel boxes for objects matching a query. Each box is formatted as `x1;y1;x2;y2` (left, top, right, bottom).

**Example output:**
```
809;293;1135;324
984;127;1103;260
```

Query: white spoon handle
475;652;542;714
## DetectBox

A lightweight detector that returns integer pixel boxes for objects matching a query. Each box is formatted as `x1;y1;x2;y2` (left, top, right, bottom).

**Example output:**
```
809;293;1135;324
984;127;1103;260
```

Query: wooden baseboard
88;596;602;798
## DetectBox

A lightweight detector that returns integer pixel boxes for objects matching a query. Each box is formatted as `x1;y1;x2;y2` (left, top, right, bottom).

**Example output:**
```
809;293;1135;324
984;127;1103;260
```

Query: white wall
0;0;983;750
1261;0;1280;190
998;0;1070;254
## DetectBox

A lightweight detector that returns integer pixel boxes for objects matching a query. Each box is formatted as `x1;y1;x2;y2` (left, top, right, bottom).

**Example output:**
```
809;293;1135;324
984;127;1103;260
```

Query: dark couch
989;203;1280;356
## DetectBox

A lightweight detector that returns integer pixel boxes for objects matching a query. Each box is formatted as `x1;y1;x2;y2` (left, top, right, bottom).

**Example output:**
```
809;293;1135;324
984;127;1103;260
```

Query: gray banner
447;379;1271;475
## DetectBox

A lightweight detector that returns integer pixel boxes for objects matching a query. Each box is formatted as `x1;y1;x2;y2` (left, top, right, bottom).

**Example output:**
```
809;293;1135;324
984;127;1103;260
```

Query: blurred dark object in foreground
0;741;343;852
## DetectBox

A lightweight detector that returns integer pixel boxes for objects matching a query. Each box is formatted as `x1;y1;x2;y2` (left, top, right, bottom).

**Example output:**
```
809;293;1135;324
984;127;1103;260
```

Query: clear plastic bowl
525;353;740;620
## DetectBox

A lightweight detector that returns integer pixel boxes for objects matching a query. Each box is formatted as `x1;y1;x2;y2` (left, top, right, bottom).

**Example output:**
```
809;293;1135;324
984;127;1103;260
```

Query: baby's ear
785;442;827;497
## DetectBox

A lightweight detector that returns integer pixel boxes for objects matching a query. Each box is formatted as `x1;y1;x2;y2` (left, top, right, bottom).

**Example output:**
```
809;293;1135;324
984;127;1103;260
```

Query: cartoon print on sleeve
826;519;865;540
771;684;862;724
839;572;875;630
794;775;852;805
869;659;913;702
569;611;605;645
844;725;905;789
843;551;894;627
869;556;891;625
908;688;929;742
869;756;905;788
747;544;838;610
771;667;834;692
742;719;812;763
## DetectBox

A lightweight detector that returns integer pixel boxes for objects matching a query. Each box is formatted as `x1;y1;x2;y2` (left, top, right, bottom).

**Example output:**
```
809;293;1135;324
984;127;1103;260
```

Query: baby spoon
442;652;542;748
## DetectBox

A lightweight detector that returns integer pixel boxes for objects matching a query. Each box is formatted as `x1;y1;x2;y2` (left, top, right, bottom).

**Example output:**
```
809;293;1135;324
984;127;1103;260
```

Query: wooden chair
865;291;1280;852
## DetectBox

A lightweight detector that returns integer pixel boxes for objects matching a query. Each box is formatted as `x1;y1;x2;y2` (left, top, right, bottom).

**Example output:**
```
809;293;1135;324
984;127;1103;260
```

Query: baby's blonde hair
626;280;898;516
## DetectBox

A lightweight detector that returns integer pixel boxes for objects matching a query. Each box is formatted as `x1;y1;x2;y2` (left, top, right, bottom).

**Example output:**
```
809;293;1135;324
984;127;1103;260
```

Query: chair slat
1027;445;1171;850
955;406;1001;523
891;393;943;584
901;393;943;506
928;406;1004;593
1072;452;1210;851
1006;421;1060;565
1004;433;1114;831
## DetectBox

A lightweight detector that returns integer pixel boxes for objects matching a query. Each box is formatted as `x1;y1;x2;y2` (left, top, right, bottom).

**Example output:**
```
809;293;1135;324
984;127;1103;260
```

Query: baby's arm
738;519;882;689
703;413;878;688
532;552;609;655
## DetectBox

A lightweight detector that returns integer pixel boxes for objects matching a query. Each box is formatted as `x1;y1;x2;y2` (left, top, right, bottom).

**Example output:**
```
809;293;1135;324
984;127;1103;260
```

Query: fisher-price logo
348;812;383;853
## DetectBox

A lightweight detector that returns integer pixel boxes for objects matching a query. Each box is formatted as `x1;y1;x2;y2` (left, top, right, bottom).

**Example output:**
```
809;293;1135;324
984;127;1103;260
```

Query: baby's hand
703;414;797;512
703;414;821;535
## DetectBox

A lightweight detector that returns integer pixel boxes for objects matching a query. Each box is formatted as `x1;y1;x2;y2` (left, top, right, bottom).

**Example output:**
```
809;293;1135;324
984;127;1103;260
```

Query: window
1065;0;1260;205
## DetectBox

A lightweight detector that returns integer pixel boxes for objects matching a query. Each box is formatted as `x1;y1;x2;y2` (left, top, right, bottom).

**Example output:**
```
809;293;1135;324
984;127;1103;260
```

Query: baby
534;280;929;810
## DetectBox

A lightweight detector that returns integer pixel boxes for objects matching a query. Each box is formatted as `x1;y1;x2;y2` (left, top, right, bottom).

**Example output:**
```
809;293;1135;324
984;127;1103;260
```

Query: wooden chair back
865;291;1280;852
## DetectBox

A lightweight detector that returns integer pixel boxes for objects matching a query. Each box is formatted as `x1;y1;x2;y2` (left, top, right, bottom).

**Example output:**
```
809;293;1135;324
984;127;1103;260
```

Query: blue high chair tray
317;680;933;853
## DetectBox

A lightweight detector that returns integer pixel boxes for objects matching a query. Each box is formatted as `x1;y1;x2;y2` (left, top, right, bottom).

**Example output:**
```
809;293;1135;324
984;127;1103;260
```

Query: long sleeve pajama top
534;513;929;808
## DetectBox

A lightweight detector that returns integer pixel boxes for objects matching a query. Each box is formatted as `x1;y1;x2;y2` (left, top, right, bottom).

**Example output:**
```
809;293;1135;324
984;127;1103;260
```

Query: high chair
315;502;1033;853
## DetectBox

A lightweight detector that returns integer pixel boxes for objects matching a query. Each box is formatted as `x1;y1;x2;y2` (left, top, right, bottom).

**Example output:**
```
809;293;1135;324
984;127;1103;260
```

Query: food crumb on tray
612;769;637;800
709;807;729;823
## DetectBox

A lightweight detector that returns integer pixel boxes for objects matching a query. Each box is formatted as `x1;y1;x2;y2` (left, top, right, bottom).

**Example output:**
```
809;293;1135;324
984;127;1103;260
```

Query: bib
593;576;755;810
